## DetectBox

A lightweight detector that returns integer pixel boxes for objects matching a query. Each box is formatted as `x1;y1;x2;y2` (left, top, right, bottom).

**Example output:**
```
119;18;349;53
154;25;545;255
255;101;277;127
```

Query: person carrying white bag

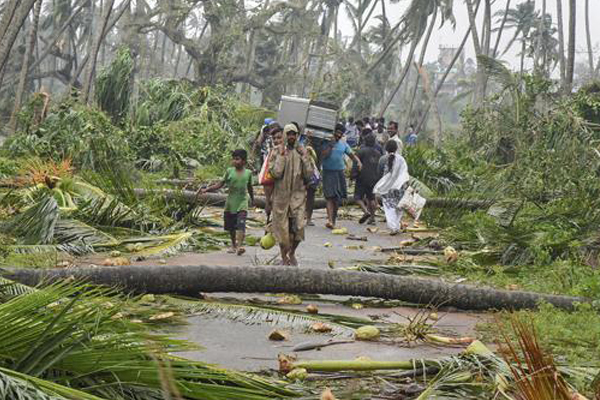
373;140;426;235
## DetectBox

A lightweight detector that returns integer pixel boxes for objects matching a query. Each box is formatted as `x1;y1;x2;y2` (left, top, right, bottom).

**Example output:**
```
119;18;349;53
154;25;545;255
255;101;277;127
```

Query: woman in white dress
373;140;409;235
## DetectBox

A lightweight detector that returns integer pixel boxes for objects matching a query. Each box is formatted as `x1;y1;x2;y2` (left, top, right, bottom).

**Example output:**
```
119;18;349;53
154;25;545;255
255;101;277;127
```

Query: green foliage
443;255;600;299
132;79;194;127
0;157;21;177
484;303;600;366
0;281;296;400
95;47;134;124
5;100;130;171
423;74;600;268
574;81;600;128
129;85;262;172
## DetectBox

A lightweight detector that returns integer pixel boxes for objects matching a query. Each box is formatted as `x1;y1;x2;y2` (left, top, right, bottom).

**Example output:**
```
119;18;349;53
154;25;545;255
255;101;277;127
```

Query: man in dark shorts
322;124;362;229
354;134;382;224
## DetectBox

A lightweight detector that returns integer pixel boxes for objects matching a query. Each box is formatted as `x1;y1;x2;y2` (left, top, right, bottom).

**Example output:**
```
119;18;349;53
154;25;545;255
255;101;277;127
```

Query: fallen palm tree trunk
134;189;490;210
1;265;584;311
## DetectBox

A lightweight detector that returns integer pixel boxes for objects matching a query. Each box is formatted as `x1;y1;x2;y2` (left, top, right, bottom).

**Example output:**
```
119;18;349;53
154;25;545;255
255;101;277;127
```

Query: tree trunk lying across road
1;265;584;311
134;189;490;211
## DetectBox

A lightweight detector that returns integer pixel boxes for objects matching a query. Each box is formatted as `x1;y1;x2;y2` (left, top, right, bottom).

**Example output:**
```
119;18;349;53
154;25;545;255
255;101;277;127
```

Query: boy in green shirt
198;149;254;255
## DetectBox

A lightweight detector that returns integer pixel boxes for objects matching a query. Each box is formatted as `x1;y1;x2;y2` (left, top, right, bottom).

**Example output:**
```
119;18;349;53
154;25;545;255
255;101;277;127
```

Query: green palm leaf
0;282;296;400
119;232;193;257
53;219;119;247
177;299;370;337
3;195;59;245
0;367;99;400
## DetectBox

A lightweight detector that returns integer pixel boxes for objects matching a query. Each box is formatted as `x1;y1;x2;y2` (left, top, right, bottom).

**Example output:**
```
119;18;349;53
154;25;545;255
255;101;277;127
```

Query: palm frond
0;367;74;400
3;244;92;256
3;195;59;245
0;282;297;400
477;54;517;90
345;264;440;276
409;177;434;198
54;219;119;247
0;277;36;301
118;232;193;257
177;299;370;337
75;196;136;228
498;315;574;400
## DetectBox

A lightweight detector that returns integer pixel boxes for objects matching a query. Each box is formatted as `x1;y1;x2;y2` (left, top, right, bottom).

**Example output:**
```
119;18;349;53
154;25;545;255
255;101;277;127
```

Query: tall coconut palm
379;0;455;116
496;0;538;74
492;0;511;57
8;0;43;133
584;0;594;79
529;13;559;77
404;7;438;131
0;0;38;88
81;0;116;103
565;0;575;93
556;0;566;88
415;0;481;135
464;0;486;102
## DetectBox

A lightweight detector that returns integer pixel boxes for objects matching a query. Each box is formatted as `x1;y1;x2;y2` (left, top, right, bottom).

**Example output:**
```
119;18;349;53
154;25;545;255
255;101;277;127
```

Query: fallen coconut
286;368;308;381
321;388;338;400
260;233;276;250
278;295;302;305
444;246;458;263
306;304;319;314
311;322;333;333
268;330;288;341
332;228;348;235
355;325;380;341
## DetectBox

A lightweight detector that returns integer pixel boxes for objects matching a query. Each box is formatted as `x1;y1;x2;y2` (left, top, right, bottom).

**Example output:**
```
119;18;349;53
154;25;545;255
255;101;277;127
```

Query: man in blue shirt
322;124;362;229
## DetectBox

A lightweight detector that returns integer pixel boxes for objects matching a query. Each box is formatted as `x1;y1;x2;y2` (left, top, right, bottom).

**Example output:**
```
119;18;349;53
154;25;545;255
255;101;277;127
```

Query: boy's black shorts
354;181;376;201
224;211;247;232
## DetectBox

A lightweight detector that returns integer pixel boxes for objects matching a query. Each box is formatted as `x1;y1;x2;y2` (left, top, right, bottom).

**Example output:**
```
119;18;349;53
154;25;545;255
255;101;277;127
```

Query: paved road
133;208;408;269
126;207;489;372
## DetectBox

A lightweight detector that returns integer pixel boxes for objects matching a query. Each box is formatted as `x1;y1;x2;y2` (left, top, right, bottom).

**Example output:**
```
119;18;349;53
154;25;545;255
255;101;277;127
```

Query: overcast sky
338;0;600;71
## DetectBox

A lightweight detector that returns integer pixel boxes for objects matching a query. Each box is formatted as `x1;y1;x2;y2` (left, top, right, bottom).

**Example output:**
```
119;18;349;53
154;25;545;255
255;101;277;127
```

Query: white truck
277;96;338;140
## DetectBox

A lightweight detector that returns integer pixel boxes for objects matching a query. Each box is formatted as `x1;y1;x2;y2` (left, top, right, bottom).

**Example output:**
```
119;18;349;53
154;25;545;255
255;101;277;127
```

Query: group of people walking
200;116;418;266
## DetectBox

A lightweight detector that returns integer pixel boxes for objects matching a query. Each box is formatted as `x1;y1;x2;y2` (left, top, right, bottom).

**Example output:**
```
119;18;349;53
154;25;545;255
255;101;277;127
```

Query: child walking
198;149;254;255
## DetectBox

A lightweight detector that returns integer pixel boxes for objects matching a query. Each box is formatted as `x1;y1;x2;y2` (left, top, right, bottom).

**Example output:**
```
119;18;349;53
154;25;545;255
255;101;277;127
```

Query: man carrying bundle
269;124;314;266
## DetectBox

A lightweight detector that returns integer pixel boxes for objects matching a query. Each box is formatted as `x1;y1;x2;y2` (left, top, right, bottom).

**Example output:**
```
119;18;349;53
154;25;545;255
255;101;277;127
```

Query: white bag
398;186;427;220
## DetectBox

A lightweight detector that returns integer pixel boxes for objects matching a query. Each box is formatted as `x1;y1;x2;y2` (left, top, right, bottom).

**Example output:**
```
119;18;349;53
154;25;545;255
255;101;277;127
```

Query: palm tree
404;7;438;131
529;13;559;77
492;0;511;58
415;0;482;134
584;0;594;80
464;0;486;101
556;0;566;87
9;0;43;134
379;0;454;116
497;0;538;74
565;0;576;93
81;0;116;103
0;0;38;89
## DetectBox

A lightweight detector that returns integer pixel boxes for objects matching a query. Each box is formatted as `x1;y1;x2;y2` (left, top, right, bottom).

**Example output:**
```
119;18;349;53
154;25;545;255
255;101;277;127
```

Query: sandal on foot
358;214;370;224
325;222;334;229
236;247;246;256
